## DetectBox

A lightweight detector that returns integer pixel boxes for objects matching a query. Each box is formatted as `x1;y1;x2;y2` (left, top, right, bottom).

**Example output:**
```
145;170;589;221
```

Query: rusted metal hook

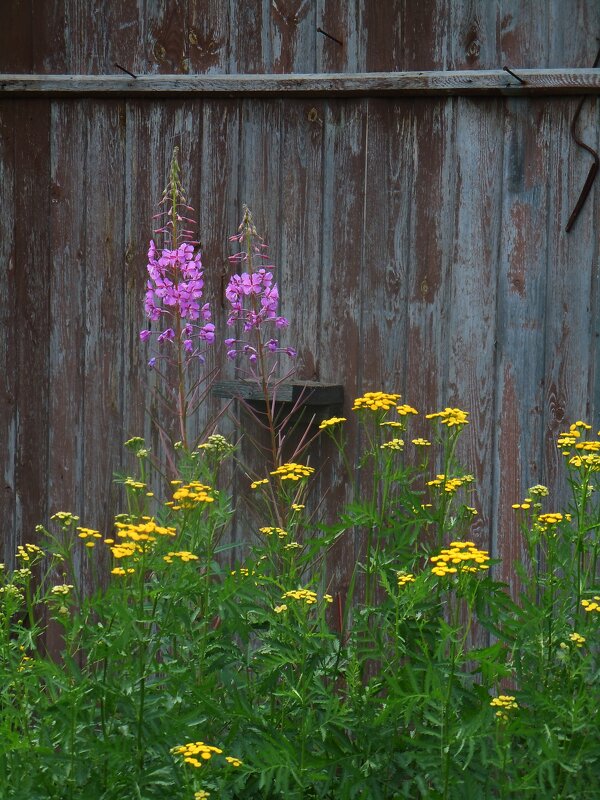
565;44;600;233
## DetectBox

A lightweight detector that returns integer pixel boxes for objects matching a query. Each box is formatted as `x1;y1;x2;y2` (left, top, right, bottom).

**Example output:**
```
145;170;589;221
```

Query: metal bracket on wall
565;44;600;233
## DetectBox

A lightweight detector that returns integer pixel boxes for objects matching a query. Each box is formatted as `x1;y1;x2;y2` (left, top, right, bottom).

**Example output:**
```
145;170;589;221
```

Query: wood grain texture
492;98;552;588
47;102;87;527
541;97;598;500
2;2;599;75
13;101;52;547
3;70;600;96
405;97;455;419
447;98;504;556
0;102;17;566
79;103;126;597
319;99;367;593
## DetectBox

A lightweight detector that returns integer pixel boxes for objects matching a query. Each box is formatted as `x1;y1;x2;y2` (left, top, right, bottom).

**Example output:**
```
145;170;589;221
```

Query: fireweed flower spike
139;147;214;449
224;206;293;365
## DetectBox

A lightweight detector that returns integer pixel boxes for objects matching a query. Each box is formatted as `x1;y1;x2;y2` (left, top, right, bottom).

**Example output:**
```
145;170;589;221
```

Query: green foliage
2;410;600;799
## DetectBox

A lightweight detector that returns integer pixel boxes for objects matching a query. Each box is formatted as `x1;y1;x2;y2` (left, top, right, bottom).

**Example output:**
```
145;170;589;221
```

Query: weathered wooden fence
1;1;599;596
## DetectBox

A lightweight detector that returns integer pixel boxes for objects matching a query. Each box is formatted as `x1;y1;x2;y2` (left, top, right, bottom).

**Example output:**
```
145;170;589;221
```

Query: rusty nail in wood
502;66;526;84
317;27;343;46
114;62;137;79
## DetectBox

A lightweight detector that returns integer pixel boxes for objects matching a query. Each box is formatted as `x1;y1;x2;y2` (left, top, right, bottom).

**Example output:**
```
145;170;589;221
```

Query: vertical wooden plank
492;98;552;586
188;1;231;73
279;100;324;382
405;98;455;420
0;0;32;72
500;1;550;68
230;0;272;72
399;1;449;70
359;99;412;396
270;0;317;72
146;0;191;74
549;0;600;67
362;0;404;72
47;102;86;527
447;98;504;557
541;97;597;499
79;102;126;591
13;100;52;547
319;99;367;592
233;98;284;540
448;0;500;70
589;102;600;430
198;99;240;561
316;0;365;72
0;102;17;565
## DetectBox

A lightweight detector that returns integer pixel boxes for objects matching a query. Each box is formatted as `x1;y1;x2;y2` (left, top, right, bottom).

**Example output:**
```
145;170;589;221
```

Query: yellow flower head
282;588;319;605
319;416;346;430
270;463;315;481
380;438;404;451
163;551;199;564
396;404;418;416
430;541;490;576
352;391;401;412
51;511;80;527
490;694;518;721
166;481;216;511
259;526;288;539
426;407;469;428
581;596;600;613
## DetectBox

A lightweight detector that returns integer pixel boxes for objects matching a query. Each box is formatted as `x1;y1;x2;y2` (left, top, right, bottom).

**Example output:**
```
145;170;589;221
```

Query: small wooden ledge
213;380;344;406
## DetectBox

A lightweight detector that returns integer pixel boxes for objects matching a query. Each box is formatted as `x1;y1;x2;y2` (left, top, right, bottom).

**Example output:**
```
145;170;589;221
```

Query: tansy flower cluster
412;438;431;447
163;551;199;564
560;632;586;649
166;481;216;510
50;584;73;596
259;526;288;538
557;421;591;453
581;596;600;613
426;408;469;427
537;512;571;525
196;434;235;456
109;517;177;563
77;528;103;548
319;416;346;430
430;541;490;576
352;391;401;411
171;740;242;769
490;695;518;721
396;404;418;416
397;572;415;587
427;474;475;494
557;422;600;470
281;588;333;606
16;543;44;562
270;463;315;481
381;438;404;451
51;511;80;526
528;484;549;497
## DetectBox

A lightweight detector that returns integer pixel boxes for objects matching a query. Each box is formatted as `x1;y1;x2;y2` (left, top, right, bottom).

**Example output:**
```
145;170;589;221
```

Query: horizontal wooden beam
1;69;599;98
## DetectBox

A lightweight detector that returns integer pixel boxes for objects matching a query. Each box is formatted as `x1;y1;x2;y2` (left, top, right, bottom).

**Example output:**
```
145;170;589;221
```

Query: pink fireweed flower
140;151;214;367
224;206;294;365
